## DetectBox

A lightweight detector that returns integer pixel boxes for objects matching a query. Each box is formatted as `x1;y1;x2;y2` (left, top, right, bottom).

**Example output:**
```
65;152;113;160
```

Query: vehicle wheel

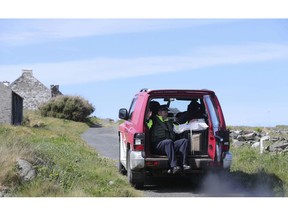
119;161;127;175
127;150;144;189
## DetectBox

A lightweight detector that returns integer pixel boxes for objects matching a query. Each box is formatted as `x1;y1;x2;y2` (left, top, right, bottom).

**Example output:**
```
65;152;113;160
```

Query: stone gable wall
0;82;12;124
10;70;51;110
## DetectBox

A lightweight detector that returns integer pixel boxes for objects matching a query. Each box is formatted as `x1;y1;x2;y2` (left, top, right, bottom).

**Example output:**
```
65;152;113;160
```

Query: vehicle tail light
134;133;145;151
145;161;160;167
222;143;229;152
208;130;216;159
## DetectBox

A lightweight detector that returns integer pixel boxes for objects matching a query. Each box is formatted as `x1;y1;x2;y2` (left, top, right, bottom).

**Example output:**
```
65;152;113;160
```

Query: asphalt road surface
81;125;278;197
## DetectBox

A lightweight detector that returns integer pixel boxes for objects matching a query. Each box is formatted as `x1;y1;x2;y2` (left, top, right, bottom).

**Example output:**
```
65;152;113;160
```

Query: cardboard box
191;133;201;153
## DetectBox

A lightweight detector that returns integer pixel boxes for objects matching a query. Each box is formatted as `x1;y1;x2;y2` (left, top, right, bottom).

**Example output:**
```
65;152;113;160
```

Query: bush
39;96;95;122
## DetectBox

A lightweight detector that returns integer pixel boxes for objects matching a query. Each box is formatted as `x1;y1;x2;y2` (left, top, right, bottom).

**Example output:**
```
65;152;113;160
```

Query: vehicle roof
138;88;215;96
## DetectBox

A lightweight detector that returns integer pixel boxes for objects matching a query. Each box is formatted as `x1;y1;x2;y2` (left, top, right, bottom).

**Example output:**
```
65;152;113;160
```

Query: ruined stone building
9;69;62;110
0;82;23;125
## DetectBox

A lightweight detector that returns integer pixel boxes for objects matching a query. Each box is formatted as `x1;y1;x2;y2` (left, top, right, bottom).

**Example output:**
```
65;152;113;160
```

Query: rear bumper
130;151;232;172
145;156;213;170
130;151;145;170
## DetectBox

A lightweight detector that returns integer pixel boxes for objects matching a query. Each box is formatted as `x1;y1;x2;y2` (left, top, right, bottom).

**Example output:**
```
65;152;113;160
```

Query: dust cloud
197;171;283;197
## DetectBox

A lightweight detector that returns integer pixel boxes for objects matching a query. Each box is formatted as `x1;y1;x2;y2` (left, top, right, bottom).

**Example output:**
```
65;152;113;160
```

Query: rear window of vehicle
204;95;220;132
147;97;206;122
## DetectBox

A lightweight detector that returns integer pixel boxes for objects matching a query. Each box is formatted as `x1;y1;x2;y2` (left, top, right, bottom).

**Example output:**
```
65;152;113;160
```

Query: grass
0;111;142;197
2;112;288;197
229;133;288;196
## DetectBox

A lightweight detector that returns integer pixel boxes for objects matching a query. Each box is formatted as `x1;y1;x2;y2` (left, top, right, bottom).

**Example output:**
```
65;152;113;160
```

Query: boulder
17;159;36;182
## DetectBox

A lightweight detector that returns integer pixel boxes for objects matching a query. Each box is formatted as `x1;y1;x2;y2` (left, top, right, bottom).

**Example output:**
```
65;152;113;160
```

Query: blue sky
1;19;288;126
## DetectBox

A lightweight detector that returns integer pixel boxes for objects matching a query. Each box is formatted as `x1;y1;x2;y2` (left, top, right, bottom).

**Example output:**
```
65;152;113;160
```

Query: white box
190;133;201;153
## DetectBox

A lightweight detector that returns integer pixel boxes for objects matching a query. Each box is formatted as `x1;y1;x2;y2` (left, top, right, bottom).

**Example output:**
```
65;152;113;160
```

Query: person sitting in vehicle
146;105;191;174
177;99;204;124
149;100;160;116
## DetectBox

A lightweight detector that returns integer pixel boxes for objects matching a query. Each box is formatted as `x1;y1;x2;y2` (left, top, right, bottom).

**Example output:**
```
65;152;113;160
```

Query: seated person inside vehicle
177;99;205;124
146;104;191;172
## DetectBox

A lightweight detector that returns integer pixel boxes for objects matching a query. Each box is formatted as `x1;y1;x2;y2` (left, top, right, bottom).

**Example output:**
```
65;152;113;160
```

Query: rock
243;132;257;140
230;130;241;139
236;135;246;141
232;140;245;147
252;142;260;148
267;141;288;152
0;186;9;197
17;159;36;182
230;127;288;154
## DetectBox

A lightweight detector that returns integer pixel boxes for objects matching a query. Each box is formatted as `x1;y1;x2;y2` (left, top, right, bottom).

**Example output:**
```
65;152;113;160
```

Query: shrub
39;96;95;122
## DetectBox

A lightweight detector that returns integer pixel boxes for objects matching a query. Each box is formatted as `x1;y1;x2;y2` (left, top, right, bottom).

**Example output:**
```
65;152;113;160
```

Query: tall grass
230;145;288;196
0;111;141;197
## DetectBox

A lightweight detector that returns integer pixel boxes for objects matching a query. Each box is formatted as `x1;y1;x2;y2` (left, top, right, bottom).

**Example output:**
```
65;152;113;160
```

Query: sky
0;1;288;213
0;3;288;127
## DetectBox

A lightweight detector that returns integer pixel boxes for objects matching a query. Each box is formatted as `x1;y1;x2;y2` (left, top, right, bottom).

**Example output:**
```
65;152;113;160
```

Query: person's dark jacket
147;115;175;145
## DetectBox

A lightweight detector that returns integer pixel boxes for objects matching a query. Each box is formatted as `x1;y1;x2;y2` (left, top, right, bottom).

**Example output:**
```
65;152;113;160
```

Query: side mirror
118;108;129;120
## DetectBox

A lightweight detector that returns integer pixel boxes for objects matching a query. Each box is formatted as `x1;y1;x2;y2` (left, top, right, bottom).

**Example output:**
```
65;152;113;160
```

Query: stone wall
50;85;62;97
231;128;288;154
0;82;12;124
10;69;51;110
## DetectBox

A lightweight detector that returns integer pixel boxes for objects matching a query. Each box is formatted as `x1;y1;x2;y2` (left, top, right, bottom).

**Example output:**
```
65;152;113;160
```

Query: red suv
118;88;232;188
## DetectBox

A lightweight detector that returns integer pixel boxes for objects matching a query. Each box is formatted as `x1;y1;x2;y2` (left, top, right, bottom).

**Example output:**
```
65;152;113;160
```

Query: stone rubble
230;128;288;153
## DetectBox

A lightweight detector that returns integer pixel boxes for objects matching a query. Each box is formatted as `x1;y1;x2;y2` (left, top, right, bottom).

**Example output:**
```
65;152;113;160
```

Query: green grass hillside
0;111;142;197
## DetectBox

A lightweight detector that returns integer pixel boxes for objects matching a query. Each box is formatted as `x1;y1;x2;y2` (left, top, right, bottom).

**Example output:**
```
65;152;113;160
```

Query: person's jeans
155;138;188;168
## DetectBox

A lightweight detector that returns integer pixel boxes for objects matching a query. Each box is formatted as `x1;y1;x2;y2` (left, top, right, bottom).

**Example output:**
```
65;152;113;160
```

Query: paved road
81;125;119;165
81;126;278;197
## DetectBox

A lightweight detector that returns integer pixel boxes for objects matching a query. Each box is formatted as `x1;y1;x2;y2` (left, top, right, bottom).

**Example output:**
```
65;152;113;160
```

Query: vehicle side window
204;95;220;133
128;96;138;120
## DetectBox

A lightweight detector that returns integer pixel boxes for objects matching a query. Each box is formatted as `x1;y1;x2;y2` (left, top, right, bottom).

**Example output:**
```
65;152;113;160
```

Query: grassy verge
229;125;288;196
0;111;142;197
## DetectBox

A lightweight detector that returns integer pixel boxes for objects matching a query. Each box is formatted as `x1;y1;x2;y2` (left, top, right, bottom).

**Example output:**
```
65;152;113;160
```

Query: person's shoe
172;166;181;174
183;164;191;170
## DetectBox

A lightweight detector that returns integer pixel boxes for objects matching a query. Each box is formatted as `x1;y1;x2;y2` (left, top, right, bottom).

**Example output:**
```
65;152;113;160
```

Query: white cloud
0;19;232;45
1;43;288;85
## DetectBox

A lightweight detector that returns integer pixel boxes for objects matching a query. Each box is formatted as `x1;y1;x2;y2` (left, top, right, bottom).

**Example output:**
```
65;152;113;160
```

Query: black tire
119;162;127;175
127;150;144;189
